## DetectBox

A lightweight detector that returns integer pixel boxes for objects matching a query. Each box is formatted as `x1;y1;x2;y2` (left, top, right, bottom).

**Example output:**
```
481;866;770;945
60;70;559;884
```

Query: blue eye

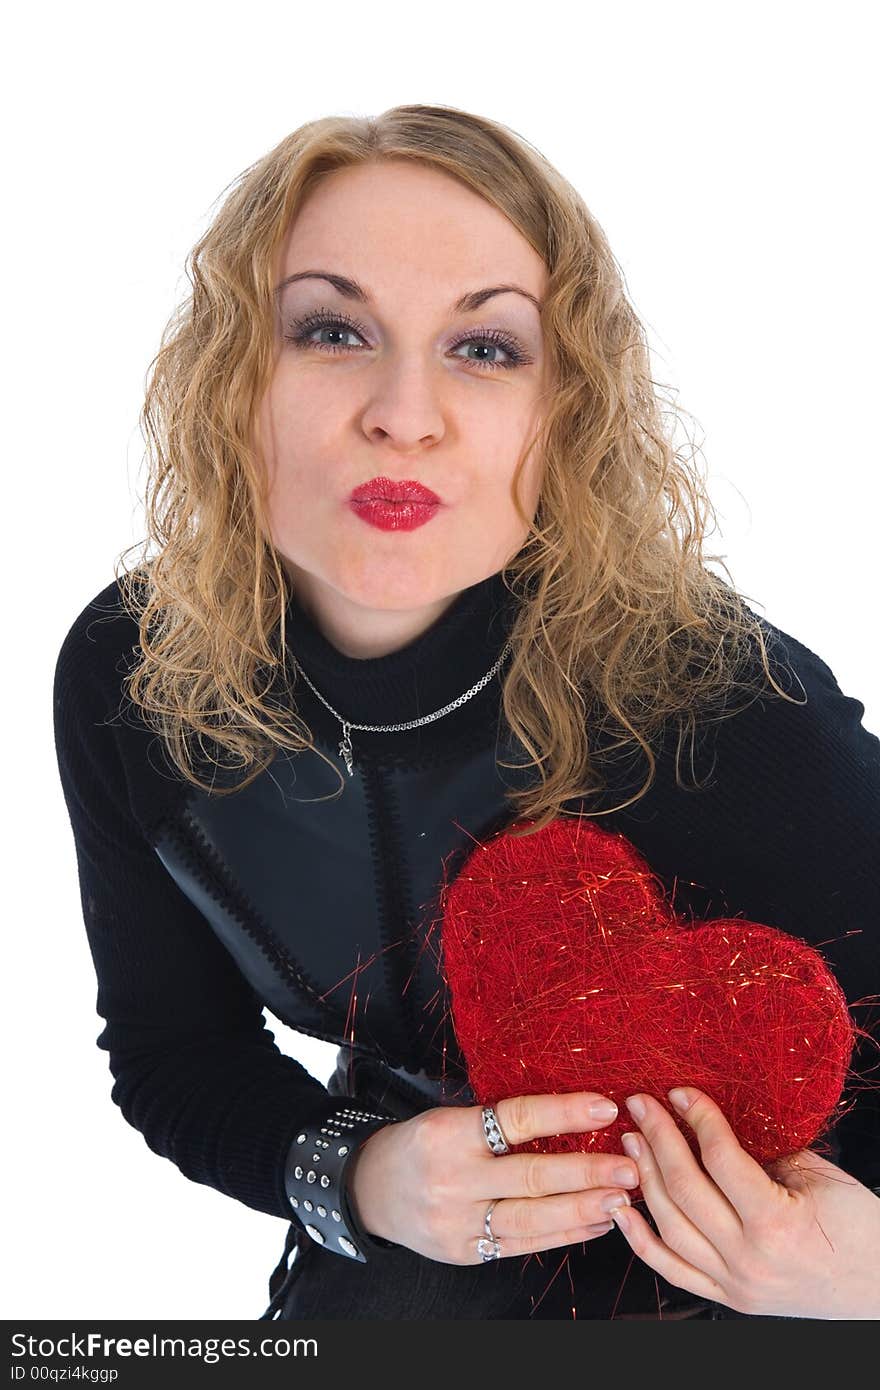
449;333;524;370
287;311;366;353
284;308;530;372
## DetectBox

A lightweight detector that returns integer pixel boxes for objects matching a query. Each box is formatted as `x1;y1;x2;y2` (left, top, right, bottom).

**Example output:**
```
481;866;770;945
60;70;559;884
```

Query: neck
279;568;518;754
285;574;463;662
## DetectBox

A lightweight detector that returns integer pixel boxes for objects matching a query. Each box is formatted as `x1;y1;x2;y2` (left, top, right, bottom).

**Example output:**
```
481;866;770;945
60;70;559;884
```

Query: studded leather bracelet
284;1104;401;1263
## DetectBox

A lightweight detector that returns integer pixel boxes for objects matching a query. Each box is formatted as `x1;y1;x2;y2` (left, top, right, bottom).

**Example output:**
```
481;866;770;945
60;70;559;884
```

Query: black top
52;569;880;1227
280;568;519;731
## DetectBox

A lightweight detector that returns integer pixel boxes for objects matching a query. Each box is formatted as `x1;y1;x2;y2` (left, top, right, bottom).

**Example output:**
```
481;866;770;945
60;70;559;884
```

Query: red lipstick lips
348;476;442;532
350;477;441;505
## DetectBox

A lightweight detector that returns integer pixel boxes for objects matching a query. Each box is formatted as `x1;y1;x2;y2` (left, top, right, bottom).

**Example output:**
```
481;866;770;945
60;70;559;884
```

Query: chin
347;583;448;614
333;563;454;610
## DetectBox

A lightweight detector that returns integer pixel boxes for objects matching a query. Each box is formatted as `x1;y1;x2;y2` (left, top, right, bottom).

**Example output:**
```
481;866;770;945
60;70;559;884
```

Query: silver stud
316;1204;327;1217
331;1210;341;1221
320;1175;330;1188
290;1197;299;1209
303;1199;313;1212
305;1224;325;1244
296;1133;307;1144
338;1237;359;1257
306;1171;317;1184
293;1165;303;1179
338;1145;349;1156
311;1154;320;1163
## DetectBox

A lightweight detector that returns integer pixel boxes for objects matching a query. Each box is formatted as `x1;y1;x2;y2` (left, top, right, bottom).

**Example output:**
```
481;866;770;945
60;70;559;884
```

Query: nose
360;356;446;450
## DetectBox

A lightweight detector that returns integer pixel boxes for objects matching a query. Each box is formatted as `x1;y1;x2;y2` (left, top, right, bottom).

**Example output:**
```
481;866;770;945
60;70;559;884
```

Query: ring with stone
477;1197;502;1262
481;1105;511;1155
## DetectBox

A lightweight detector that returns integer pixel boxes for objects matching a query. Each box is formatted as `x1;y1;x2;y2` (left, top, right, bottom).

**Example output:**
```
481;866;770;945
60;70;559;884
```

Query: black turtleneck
53;569;880;1236
277;568;519;759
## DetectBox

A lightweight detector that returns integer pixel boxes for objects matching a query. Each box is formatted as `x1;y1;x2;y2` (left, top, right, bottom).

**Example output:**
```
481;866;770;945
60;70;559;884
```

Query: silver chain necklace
289;638;514;776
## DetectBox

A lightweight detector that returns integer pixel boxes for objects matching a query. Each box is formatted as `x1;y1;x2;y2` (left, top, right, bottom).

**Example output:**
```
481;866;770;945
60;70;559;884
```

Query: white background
4;0;877;1322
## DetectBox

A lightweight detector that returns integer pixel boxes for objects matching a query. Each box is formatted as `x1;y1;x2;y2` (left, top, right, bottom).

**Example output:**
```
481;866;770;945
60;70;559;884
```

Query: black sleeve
52;625;354;1223
693;627;880;1189
780;641;880;1192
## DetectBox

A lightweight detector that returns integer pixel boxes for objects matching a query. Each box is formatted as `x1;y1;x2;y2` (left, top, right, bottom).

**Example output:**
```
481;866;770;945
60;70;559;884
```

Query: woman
52;104;880;1321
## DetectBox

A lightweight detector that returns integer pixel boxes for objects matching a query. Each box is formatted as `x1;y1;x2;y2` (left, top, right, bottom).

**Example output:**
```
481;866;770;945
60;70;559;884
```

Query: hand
347;1090;641;1264
608;1085;880;1319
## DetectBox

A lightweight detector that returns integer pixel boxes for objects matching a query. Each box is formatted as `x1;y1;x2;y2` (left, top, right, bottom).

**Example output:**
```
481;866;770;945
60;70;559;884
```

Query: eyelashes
282;306;532;372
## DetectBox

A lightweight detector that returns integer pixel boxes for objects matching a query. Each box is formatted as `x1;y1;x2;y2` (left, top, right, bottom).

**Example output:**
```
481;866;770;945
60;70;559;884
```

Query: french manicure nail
590;1101;618;1121
621;1132;641;1161
625;1095;647;1122
601;1192;631;1213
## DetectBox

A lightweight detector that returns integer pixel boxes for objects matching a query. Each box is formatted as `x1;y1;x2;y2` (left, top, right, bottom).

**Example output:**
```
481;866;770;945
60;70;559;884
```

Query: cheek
498;433;544;523
258;381;334;486
494;395;545;491
519;449;545;510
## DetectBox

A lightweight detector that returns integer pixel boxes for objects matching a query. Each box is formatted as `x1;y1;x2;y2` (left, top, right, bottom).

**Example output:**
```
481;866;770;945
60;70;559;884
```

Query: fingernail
613;1164;638;1186
625;1095;647;1122
621;1132;641;1161
668;1088;693;1112
589;1101;618;1121
601;1192;631;1213
611;1206;631;1233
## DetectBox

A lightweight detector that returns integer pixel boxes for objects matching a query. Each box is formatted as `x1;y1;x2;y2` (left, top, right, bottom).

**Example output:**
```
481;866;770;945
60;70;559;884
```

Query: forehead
276;161;547;302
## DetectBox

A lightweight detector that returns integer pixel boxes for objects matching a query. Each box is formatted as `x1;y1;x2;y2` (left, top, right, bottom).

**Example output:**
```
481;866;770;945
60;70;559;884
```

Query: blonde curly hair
117;102;797;837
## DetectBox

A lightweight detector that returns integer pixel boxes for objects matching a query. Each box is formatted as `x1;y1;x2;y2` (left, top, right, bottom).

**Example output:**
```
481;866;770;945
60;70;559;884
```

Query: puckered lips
349;476;443;530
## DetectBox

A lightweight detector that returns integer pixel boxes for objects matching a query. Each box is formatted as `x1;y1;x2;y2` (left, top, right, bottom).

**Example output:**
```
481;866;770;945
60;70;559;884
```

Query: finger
657;1087;780;1227
624;1093;742;1254
489;1187;634;1237
467;1095;640;1202
477;1092;640;1197
467;1220;615;1265
620;1125;730;1282
487;1149;640;1201
489;1091;622;1148
608;1203;730;1307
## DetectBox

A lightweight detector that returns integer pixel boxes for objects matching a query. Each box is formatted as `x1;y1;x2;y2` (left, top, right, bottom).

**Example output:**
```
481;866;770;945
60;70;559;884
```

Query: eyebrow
273;269;543;315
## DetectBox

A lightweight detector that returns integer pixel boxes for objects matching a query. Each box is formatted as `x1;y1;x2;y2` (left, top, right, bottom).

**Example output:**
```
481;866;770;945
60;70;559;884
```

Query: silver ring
477;1198;502;1262
481;1105;511;1155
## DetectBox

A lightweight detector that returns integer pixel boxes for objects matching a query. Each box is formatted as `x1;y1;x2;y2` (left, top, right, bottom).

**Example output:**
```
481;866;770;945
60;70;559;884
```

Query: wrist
830;1183;880;1319
345;1118;400;1245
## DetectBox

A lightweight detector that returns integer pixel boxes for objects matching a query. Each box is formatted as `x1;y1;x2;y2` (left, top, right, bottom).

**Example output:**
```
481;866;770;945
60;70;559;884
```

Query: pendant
339;721;354;777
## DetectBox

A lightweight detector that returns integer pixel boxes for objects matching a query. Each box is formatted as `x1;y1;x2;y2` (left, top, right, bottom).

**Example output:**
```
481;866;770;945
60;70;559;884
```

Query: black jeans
261;1220;754;1320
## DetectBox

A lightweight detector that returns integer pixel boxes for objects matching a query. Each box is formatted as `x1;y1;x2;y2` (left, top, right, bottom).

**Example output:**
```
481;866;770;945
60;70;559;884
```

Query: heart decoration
440;815;855;1175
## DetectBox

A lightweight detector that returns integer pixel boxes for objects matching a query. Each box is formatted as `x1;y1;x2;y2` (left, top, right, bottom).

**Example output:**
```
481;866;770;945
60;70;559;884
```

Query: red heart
440;816;854;1172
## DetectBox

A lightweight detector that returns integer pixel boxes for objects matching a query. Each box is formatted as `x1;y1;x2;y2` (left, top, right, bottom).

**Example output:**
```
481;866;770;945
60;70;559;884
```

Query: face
256;159;549;655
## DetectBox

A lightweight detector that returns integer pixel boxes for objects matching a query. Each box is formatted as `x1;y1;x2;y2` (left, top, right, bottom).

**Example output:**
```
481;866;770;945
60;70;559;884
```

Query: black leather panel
149;729;531;1075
